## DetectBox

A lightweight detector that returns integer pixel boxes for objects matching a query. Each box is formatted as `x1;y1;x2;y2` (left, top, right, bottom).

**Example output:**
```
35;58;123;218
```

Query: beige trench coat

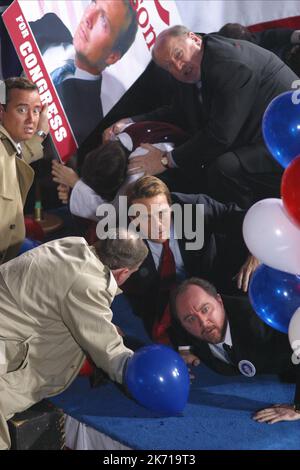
0;237;132;449
0;125;44;264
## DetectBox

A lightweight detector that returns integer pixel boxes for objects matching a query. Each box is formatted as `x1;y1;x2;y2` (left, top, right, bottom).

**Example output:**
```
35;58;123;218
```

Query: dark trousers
205;151;283;209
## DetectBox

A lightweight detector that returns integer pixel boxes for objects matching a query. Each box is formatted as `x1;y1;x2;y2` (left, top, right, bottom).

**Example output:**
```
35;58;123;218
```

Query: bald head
152;25;190;61
152;25;203;84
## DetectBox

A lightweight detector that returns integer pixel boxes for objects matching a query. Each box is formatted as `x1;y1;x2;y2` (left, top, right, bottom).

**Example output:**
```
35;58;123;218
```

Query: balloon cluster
243;91;300;362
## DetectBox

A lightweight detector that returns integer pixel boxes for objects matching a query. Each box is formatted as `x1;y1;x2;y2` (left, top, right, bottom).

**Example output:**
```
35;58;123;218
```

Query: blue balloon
125;344;190;415
249;264;300;333
262;91;300;168
19;238;40;255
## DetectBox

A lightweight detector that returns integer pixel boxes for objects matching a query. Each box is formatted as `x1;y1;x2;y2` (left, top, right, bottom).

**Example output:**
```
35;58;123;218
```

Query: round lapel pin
238;360;256;377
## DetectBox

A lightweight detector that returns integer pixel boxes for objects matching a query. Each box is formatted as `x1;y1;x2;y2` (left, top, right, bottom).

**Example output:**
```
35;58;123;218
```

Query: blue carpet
51;295;300;449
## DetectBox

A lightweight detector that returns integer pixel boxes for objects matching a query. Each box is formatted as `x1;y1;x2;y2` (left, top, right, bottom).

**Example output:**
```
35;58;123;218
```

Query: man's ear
112;267;130;285
105;50;122;67
189;31;201;45
216;293;224;307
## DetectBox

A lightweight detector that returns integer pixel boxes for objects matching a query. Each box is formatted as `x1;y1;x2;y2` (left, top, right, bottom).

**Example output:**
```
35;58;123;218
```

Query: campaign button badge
238;360;256;377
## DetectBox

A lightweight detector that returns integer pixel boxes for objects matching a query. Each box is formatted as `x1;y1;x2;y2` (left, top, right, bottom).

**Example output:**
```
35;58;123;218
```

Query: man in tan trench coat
0;232;148;449
0;77;49;264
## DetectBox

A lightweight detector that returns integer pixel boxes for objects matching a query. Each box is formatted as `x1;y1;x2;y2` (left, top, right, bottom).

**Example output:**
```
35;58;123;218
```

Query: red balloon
281;155;300;228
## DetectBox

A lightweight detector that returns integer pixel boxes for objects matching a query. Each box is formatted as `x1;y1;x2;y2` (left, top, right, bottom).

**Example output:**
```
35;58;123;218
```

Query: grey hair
94;227;148;270
152;25;190;60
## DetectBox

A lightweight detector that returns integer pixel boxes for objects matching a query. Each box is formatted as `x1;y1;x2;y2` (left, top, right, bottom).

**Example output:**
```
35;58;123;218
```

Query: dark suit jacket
251;28;294;61
134;34;298;174
123;192;247;334
30;13;102;146
173;295;300;404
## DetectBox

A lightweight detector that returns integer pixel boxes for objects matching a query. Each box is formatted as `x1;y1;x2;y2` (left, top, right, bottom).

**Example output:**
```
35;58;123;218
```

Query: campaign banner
2;0;183;162
2;0;300;162
2;0;77;161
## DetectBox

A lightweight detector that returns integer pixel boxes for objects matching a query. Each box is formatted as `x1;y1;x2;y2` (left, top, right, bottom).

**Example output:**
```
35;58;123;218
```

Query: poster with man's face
2;0;300;160
2;0;183;160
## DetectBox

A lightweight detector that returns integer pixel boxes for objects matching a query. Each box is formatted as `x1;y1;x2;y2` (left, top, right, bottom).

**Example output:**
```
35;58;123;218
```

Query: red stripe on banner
2;0;77;163
248;15;300;32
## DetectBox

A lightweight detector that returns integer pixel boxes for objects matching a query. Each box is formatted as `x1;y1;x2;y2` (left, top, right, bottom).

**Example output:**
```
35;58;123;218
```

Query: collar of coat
0;125;20;154
0;125;22;200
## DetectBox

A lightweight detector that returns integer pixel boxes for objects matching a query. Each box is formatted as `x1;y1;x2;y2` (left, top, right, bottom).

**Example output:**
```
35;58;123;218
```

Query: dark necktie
152;239;177;344
223;343;236;365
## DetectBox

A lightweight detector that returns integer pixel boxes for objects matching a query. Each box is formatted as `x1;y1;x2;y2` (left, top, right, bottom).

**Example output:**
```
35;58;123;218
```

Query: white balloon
243;198;300;275
288;308;300;366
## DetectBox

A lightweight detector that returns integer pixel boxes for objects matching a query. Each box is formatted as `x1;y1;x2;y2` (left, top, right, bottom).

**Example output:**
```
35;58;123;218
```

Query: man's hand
37;103;50;135
127;144;167;176
102;117;133;143
253;404;300;424
179;350;201;367
179;348;200;382
234;254;260;292
52;160;79;188
57;184;70;205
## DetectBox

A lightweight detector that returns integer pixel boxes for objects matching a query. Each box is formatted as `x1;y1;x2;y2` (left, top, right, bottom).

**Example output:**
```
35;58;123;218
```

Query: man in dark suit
172;277;300;424
104;25;298;208
123;176;258;342
30;0;138;145
218;23;300;76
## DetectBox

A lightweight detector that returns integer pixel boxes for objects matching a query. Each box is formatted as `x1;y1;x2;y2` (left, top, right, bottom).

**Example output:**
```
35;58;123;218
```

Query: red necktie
79;357;94;377
152;239;176;345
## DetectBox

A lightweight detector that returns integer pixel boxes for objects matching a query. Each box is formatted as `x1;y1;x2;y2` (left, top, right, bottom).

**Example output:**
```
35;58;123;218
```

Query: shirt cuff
168;150;178;168
178;346;191;351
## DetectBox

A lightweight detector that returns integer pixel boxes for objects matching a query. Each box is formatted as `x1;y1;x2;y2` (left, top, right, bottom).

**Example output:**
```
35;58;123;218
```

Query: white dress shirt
208;321;233;365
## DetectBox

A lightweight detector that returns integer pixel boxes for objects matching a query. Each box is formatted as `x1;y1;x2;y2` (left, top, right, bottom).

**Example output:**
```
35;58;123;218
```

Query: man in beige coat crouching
0;230;148;449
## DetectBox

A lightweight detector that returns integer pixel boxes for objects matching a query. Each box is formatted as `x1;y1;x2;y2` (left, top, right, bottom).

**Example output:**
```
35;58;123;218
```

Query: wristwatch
36;130;48;140
294;403;300;414
161;152;169;168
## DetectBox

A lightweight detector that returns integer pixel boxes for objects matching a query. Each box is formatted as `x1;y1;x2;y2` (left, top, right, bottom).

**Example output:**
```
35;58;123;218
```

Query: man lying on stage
172;277;300;424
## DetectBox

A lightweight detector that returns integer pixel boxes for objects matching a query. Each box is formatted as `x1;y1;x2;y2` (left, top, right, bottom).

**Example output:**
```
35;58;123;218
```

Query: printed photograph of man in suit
29;0;138;146
172;277;300;424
